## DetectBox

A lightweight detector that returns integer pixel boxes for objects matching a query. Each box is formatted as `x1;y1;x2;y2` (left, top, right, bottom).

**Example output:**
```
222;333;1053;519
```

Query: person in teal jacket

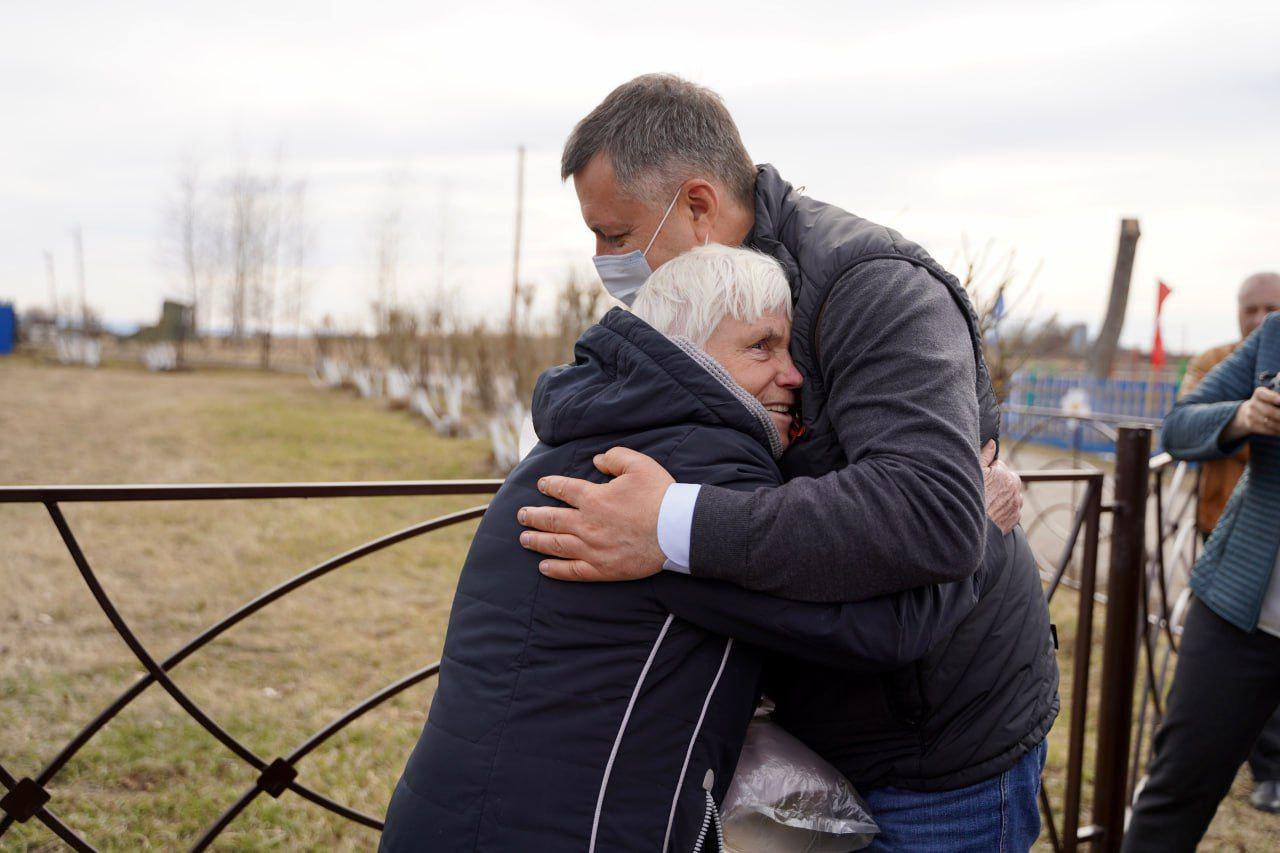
1125;310;1280;851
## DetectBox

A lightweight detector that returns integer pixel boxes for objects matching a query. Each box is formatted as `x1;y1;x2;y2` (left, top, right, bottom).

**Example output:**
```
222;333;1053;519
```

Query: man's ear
684;179;719;242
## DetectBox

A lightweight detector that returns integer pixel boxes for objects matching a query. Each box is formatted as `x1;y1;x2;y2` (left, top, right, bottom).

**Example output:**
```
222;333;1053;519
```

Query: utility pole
1088;218;1141;379
72;225;88;335
436;179;450;299
44;251;58;323
509;145;525;345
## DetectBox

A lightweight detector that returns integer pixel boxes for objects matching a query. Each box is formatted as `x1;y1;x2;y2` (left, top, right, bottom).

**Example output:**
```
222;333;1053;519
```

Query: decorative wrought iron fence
0;480;502;851
0;422;1203;852
1016;412;1203;853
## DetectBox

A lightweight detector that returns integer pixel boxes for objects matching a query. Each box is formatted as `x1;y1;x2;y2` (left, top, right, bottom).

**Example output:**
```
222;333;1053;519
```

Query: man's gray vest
745;164;1000;480
746;164;1057;791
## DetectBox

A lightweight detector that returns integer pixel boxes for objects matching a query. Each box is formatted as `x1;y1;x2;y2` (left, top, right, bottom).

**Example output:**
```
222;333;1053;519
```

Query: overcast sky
3;0;1278;350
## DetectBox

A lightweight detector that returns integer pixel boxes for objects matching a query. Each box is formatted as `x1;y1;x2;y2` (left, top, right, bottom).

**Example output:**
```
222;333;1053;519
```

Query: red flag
1152;280;1173;368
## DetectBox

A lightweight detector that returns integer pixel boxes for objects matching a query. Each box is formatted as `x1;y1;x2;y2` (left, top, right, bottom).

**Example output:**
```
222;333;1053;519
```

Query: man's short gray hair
561;73;756;208
631;245;791;347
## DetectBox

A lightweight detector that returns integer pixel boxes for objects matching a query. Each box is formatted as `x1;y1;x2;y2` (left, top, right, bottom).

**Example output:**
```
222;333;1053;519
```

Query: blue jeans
862;739;1048;852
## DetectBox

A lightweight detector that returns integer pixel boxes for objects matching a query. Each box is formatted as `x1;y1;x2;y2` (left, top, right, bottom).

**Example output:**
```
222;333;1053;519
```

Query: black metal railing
0;480;502;851
1;425;1201;852
1017;414;1205;853
1021;462;1110;851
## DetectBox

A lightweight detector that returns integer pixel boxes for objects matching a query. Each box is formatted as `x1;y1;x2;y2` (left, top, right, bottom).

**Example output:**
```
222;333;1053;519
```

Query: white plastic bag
721;716;878;853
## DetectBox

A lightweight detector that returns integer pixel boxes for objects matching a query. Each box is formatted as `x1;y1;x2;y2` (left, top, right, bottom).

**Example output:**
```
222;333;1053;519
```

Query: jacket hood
532;308;782;456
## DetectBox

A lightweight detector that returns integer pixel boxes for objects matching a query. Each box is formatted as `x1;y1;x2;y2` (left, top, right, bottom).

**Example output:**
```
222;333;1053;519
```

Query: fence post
1093;425;1151;851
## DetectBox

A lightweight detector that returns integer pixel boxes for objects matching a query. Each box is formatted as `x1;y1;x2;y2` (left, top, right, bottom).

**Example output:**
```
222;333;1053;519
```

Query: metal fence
1019;434;1139;853
1022;415;1204;853
0;480;503;851
1;426;1202;851
1004;370;1179;454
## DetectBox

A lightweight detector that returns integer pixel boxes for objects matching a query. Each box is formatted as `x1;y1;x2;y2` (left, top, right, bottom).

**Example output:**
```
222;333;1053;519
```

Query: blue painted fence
1001;369;1179;455
0;303;14;356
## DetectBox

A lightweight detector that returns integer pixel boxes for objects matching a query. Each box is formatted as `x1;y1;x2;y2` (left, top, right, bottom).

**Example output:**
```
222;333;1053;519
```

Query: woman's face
703;310;804;447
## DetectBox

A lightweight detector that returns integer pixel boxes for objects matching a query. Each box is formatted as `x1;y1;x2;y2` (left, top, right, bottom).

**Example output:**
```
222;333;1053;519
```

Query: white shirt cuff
657;483;700;573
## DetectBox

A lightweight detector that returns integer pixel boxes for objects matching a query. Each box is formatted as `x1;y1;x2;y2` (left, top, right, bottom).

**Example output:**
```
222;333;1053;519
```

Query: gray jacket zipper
690;770;724;853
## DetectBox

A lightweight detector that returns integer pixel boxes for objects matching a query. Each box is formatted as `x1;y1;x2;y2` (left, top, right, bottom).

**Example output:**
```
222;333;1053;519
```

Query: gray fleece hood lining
667;336;786;460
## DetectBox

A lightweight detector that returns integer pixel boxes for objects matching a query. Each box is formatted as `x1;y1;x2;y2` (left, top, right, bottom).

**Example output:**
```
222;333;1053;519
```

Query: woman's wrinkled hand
982;440;1022;534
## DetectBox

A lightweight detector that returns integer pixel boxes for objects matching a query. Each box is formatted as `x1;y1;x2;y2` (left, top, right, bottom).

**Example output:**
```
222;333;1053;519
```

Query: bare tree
370;181;404;336
554;266;603;356
222;163;260;342
71;225;88;335
207;147;306;369
170;156;204;333
44;251;58;323
283;179;311;340
471;319;500;413
249;156;285;368
954;237;1048;402
161;154;222;363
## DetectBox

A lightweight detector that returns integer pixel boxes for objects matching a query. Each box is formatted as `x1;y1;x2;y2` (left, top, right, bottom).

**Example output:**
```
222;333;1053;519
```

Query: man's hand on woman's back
518;440;1023;581
518;447;671;581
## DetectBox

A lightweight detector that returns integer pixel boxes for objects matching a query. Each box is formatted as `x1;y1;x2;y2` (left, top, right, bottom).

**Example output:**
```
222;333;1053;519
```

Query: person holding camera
1179;271;1280;815
1124;304;1280;852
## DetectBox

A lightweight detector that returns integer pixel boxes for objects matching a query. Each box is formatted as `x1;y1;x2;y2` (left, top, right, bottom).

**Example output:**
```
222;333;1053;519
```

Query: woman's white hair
631;244;791;346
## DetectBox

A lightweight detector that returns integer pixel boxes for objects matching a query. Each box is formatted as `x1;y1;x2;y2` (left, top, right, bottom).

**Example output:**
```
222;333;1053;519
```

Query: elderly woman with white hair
380;245;989;852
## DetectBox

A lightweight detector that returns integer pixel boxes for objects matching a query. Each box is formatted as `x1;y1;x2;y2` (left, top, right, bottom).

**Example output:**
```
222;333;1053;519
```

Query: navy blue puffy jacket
380;309;983;852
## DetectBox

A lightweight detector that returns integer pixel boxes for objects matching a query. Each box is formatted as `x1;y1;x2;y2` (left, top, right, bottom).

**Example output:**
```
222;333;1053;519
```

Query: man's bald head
1239;272;1280;339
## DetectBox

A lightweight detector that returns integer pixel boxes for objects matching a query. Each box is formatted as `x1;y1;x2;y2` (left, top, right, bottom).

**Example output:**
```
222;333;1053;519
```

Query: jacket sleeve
688;259;986;602
653;569;982;672
655;429;983;671
1163;324;1265;461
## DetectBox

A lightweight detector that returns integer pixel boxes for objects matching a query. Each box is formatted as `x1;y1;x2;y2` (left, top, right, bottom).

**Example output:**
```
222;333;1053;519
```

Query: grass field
2;357;1275;850
1;358;491;850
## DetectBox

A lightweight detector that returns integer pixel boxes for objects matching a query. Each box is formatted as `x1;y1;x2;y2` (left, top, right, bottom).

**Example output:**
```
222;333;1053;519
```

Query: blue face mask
592;189;682;306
